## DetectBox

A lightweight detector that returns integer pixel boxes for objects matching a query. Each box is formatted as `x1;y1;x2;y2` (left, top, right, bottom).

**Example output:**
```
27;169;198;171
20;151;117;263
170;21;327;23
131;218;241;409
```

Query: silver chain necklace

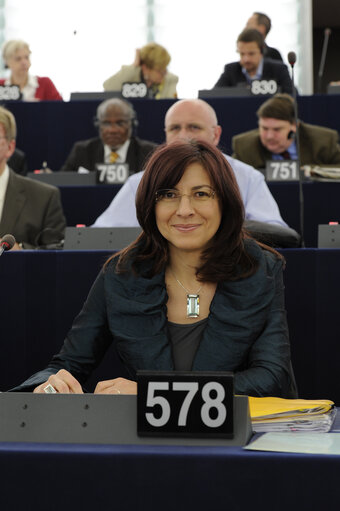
171;270;202;318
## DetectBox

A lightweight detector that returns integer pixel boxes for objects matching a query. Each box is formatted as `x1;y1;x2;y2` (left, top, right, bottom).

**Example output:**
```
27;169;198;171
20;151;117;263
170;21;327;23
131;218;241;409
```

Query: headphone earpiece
287;130;295;140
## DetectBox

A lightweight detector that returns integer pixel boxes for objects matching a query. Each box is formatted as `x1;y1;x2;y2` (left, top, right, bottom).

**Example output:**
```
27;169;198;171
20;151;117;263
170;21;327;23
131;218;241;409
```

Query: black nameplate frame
251;79;278;95
266;160;299;181
0;84;21;101
96;163;129;184
137;371;234;439
122;82;148;98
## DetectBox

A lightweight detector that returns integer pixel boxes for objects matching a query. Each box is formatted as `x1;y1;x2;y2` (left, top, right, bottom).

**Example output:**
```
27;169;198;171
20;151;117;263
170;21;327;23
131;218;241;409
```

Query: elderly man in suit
214;29;292;94
0;107;66;249
61;98;157;174
232;93;340;169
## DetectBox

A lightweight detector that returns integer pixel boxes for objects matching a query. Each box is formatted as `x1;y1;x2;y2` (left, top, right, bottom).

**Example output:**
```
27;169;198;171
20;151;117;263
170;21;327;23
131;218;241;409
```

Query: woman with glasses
14;139;296;397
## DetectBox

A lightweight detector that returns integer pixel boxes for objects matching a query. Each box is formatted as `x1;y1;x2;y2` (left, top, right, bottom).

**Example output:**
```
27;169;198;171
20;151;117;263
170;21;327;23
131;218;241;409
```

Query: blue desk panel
0;412;339;510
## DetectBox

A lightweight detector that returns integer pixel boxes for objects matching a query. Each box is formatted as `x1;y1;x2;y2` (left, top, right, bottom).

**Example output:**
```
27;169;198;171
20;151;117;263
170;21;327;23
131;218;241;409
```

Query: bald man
93;99;287;227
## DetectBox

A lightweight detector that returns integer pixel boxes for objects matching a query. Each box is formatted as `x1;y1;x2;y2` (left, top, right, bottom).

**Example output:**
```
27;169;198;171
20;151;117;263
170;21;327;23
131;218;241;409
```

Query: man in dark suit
8;148;28;175
214;29;292;94
0;107;66;249
61;98;157;174
232;93;340;169
246;12;283;61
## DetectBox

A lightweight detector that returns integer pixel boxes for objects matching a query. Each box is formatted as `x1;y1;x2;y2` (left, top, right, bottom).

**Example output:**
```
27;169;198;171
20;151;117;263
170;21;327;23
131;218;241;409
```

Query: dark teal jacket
14;240;296;397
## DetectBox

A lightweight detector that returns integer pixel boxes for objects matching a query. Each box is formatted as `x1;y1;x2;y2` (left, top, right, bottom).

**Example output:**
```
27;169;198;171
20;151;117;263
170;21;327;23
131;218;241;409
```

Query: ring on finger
43;383;57;394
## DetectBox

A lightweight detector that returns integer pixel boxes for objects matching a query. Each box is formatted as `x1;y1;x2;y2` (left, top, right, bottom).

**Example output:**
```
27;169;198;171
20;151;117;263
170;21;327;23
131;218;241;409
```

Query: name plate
137;371;234;438
122;82;148;98
0;85;21;101
96;163;129;184
266;160;299;181
251;79;278;95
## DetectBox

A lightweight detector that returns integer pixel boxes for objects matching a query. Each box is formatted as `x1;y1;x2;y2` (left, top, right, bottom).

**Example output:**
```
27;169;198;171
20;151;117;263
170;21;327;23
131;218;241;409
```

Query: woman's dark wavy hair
109;139;262;281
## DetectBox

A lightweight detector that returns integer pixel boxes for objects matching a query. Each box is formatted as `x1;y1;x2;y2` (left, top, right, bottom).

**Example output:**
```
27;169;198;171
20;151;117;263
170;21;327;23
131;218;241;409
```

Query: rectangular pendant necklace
169;269;203;318
187;294;200;318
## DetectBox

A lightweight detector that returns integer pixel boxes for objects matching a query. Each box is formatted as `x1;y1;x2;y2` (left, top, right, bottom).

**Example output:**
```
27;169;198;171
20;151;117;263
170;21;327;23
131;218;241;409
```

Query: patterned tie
110;151;119;163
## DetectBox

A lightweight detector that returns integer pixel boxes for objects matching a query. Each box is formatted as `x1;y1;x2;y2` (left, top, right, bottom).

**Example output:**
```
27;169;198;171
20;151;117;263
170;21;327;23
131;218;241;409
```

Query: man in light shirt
61;98;157;174
93;98;289;229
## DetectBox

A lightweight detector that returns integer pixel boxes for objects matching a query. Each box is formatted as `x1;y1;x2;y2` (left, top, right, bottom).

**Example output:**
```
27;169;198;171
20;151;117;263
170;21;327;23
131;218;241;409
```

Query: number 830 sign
137;371;234;438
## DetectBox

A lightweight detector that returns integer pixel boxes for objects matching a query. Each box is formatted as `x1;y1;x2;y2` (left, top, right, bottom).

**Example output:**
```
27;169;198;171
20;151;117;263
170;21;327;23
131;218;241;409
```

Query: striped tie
110;151;119;163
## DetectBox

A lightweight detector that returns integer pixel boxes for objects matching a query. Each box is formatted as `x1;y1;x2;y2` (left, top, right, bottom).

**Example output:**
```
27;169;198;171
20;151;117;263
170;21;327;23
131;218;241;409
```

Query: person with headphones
232;93;340;169
61;98;157;173
214;29;292;94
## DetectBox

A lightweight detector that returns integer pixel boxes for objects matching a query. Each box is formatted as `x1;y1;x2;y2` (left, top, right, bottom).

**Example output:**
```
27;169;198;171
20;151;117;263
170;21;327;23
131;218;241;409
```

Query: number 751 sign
137;371;234;438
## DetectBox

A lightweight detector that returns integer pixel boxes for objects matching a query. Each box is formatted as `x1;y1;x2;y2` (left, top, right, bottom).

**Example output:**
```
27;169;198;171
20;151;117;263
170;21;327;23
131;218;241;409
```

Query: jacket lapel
125;137;138;174
0;169;26;235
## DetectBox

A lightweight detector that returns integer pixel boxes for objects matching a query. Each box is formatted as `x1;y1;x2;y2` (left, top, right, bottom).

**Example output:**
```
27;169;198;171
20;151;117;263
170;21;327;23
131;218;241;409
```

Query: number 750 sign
137;371;234;438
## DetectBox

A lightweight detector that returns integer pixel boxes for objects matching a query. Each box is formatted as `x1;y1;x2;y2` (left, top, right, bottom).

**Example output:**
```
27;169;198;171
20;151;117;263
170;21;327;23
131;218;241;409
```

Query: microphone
287;51;296;67
0;234;16;256
317;28;331;93
288;51;305;247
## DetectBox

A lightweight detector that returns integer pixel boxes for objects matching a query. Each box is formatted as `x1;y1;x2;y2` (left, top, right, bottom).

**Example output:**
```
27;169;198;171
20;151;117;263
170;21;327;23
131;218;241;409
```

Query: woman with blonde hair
103;42;178;99
1;39;62;101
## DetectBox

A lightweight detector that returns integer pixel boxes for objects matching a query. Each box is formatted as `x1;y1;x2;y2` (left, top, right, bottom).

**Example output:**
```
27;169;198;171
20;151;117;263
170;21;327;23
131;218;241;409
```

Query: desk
5;94;340;171
0;412;339;510
0;249;339;402
58;180;340;247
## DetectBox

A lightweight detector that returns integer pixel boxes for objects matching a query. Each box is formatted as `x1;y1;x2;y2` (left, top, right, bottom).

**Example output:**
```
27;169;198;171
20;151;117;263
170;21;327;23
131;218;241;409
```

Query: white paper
245;432;340;455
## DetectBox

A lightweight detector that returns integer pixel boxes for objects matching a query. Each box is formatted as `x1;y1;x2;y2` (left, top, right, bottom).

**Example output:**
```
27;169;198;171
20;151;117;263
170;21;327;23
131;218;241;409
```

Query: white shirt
4;74;38;101
92;154;287;228
104;139;131;163
0;165;10;222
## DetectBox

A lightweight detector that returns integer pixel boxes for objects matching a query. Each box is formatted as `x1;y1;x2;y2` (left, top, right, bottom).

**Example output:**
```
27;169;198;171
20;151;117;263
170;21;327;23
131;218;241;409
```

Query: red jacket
0;76;62;101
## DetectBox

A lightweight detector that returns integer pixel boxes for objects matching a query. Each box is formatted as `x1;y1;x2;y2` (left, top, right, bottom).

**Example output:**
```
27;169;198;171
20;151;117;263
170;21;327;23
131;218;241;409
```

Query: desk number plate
137;371;234;438
96;163;129;184
266;160;299;181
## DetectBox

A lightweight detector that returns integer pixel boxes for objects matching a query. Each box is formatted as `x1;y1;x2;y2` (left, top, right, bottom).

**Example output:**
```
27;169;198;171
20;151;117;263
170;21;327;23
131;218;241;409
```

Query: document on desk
245;432;340;455
249;397;336;433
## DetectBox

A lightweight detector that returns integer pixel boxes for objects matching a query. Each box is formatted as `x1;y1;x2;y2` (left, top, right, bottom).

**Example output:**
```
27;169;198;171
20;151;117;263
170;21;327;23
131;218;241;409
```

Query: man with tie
0;106;66;249
61;98;157;174
232;93;340;169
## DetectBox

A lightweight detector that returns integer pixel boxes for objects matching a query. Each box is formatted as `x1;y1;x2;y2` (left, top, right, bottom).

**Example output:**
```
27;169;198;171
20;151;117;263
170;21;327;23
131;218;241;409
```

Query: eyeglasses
155;186;216;205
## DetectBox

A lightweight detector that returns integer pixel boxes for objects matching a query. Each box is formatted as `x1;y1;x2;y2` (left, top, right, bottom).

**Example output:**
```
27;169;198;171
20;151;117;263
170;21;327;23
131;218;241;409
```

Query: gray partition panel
28;171;97;186
63;227;142;250
0;394;252;446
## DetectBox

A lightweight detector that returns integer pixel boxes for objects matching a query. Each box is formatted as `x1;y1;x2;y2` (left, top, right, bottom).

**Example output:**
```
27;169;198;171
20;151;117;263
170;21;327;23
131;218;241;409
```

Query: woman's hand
33;369;83;394
94;377;137;395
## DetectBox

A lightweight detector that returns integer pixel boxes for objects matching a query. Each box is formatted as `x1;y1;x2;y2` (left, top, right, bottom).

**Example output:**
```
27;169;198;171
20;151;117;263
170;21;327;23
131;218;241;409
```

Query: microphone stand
317;28;331;94
288;52;305;248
